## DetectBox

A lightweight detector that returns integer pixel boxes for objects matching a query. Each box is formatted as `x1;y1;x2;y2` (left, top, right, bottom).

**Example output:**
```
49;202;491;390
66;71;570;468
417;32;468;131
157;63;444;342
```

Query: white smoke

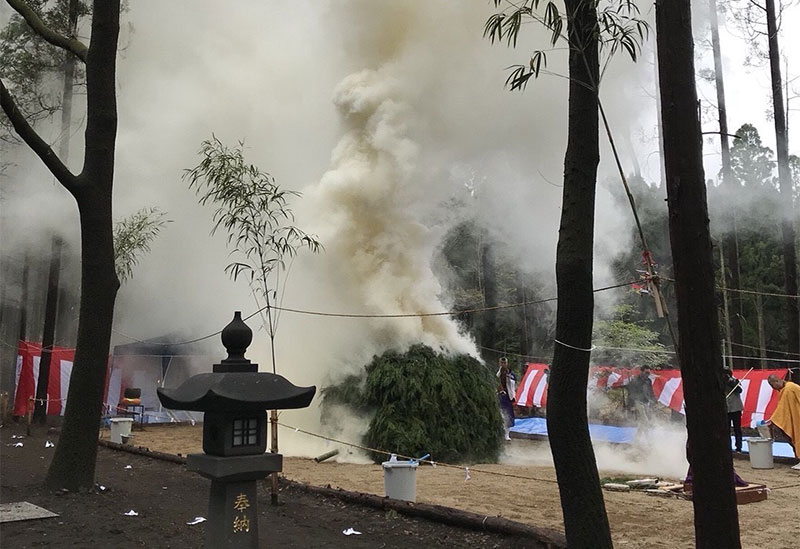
0;1;674;457
301;68;475;355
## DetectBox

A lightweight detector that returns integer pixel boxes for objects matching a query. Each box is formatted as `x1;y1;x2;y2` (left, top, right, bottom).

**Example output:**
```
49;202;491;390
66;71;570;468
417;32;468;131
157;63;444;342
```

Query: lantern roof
157;372;315;412
156;311;316;412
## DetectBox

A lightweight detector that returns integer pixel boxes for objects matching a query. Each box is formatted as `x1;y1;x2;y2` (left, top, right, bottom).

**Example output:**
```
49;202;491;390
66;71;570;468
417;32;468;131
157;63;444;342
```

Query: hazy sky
1;0;798;382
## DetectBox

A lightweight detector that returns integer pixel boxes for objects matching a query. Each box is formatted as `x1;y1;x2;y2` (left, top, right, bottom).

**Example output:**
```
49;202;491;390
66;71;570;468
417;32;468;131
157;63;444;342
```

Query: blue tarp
511;417;637;444
510;417;795;458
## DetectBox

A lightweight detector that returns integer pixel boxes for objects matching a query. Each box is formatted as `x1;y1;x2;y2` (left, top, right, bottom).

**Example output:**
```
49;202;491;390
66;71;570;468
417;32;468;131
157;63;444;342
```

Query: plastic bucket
110;417;134;444
382;455;419;502
747;437;774;469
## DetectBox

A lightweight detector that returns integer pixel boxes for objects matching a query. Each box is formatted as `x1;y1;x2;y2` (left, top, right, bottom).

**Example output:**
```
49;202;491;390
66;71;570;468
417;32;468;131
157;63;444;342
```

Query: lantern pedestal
157;312;316;548
188;453;282;548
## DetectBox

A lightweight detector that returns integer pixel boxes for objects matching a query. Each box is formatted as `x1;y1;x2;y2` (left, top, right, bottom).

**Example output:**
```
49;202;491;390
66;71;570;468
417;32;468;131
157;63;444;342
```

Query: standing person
497;357;516;441
627;366;656;423
765;374;800;458
724;369;743;453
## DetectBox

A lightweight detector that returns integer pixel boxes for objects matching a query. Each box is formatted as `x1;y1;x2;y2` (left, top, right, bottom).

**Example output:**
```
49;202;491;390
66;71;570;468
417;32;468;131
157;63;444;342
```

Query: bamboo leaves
183;136;322;308
484;0;649;91
113;207;170;284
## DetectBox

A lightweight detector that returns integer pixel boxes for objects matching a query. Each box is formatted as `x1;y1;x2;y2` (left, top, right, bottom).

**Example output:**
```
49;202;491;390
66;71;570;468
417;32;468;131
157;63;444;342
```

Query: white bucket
747;437;774;469
110;417;134;444
382;454;419;502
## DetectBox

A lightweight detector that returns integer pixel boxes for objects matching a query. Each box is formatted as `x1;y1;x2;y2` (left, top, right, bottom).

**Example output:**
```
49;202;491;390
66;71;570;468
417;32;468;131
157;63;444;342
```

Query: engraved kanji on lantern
157;312;315;548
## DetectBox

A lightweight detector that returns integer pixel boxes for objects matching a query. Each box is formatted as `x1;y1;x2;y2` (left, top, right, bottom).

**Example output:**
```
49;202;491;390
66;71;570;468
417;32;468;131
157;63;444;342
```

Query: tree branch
1;78;78;192
6;0;88;63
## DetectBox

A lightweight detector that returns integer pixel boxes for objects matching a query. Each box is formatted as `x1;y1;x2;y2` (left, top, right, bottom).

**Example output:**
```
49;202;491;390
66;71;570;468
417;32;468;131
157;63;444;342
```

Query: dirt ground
124;423;800;549
0;423;550;548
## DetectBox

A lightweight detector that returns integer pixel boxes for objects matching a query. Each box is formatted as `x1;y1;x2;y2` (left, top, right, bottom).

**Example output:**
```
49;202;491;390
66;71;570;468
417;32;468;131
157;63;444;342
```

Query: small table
118;404;145;427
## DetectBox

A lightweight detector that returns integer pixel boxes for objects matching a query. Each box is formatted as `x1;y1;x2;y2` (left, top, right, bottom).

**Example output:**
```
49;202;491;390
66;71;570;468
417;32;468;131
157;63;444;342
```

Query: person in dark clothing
725;369;744;453
496;358;516;441
627;366;656;423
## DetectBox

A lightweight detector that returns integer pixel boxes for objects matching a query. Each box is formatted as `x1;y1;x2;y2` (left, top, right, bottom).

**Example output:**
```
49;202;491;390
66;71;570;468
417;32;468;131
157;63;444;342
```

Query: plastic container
747;437;774;469
110;417;134;444
382;454;419;502
756;422;771;439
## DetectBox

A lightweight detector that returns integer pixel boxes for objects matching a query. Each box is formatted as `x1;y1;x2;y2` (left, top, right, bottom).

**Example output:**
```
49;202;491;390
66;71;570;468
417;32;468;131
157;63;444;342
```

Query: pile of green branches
322;344;503;464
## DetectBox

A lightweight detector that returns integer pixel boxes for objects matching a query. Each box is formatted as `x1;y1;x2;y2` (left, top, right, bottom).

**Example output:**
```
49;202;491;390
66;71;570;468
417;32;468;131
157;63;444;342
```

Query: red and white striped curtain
515;363;787;428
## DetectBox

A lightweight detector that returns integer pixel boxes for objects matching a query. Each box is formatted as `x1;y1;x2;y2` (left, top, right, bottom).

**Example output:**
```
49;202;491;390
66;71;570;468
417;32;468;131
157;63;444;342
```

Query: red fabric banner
515;363;788;428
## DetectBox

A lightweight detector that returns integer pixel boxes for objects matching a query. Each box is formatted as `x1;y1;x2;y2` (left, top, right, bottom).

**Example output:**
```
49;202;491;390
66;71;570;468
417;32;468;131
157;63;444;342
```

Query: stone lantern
157;312;315;548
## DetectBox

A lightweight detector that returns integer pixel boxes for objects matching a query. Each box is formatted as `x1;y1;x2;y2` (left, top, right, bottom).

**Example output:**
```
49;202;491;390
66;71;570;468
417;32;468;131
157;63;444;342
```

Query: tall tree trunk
765;0;800;376
18;253;30;349
756;292;767;368
53;0;79;350
515;270;529;358
44;0;121;491
719;241;732;362
655;2;741;547
59;0;78;164
33;236;62;423
546;2;611;547
480;237;498;364
710;0;744;367
653;42;667;189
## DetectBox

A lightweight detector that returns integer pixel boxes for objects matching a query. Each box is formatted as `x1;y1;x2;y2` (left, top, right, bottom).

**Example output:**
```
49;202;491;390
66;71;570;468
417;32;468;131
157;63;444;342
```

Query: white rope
554;339;595;352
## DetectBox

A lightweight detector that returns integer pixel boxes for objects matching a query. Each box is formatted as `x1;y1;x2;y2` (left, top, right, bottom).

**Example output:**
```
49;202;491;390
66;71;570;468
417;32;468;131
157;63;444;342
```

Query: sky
1;1;798;453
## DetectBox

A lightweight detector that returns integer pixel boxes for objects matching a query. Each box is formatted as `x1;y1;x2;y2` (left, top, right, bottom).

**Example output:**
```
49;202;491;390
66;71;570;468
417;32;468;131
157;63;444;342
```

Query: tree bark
515;270;530;358
40;0;120;491
765;0;800;375
709;0;744;367
33;235;62;423
58;0;79;164
480;237;498;363
756;292;767;368
546;2;611;547
18;253;30;352
655;2;741;547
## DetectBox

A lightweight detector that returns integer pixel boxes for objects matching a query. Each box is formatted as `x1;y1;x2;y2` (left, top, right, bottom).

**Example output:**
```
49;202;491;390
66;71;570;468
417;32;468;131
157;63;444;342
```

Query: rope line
771;483;800;491
661;277;800;300
729;340;800;357
554;339;595;352
278;421;559;485
103;280;634;347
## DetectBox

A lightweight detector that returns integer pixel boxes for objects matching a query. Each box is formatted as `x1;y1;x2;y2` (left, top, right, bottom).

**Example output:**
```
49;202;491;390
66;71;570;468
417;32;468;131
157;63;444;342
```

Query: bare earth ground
126;424;800;549
0;424;547;548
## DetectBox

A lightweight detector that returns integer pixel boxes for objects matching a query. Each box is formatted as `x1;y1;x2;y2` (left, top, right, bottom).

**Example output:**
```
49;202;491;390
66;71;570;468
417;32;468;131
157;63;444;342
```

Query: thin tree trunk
719;241;732;361
756;292;767;368
481;238;497;363
44;0;121;491
515;270;529;358
655;2;741;547
18;253;29;349
765;0;800;374
710;0;744;367
546;2;611;547
33;236;62;423
653;42;666;189
59;0;78;163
